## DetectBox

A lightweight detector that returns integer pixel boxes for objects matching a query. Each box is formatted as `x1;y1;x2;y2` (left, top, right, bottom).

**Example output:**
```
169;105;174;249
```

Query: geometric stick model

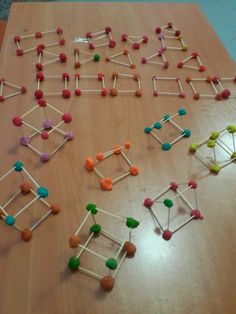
152;76;185;98
0;161;60;241
105;49;136;69
35;47;67;71
110;72;142;97
0;77;27;102
74;73;107;96
155;22;181;37
186;76;231;100
35;72;71;99
144;108;191;151
68;203;139;291
141;48;169;69
85;26;116;49
157;33;187;52
189;125;236;173
14;27;64;56
85;141;139;191
74;48;100;68
121;33;148;49
177;52;206;72
143;180;203;240
12;99;73;162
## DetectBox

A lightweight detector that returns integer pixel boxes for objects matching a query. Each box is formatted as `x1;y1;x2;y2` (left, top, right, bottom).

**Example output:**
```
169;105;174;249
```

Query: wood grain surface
0;3;235;314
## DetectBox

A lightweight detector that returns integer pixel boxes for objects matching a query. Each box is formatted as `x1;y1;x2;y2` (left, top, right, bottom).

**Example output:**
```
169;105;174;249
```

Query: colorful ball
86;203;97;214
162;143;171;151
12;116;22;127
90;223;101;235
178;108;187;116
123;241;136;256
189;143;198;152
68;256;80;271
37;186;49;198
20;136;30;146
69;235;80;248
143;198;154;208
227;125;236;133
59;53;67;63
21;228;32;241
210;131;219;140
141;57;147;64
144;127;152;134
105;258;117;270
188;180;197;189
154;122;162;129
5;215;15;226
62;89;71;99
40;153;50;162
14;161;23;172
182;129;191;137
74;88;81;96
34;89;43;99
50;204;61;215
62;113;72;123
41;131;49;140
162;230;172;241
164;199;173;208
20;182;32;194
101;88;107;97
170;182;178;191
100;276;115;291
190;209;203;220
210;164;221;173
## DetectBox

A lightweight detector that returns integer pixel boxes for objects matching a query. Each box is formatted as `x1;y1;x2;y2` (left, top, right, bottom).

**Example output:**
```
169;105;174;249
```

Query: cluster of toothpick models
152;76;185;98
35;72;71;99
121;33;148;49
12;99;73;162
156;23;187;51
106;49;136;69
85;26;116;50
68;203;139;291
141;48;169;69
143;180;203;240
0;77;26;102
74;73;107;96
14;27;65;56
144;108;191;151
0;161;60;241
186;76;233;100
85;142;139;191
74;48;100;68
110;72;142;97
189;125;236;173
177;52;206;72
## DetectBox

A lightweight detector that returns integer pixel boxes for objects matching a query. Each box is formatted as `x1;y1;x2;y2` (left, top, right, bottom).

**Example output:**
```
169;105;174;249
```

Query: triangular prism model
121;34;148;49
177;52;206;72
74;48;100;68
105;49;136;69
0;78;27;102
141;48;169;69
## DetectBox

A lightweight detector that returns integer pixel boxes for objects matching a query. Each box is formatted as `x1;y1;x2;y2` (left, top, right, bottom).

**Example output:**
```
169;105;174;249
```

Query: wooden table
0;3;236;314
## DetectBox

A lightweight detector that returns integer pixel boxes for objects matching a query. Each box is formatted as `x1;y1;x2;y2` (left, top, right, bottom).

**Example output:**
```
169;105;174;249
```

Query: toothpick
112;172;131;184
75;211;91;235
14;196;39;218
30;210;52;231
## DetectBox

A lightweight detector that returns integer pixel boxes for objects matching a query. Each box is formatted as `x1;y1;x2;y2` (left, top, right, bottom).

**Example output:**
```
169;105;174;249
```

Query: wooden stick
96;207;126;222
172;186;192;201
150;131;164;144
100;229;122;245
169;119;184;132
115;229;131;259
110;51;123;58
153;185;171;201
79;266;102;281
93;166;104;179
2;190;21;209
75;211;91;235
94;42;109;48
183;65;200;70
169;134;185;145
112;172;130;184
27;144;42;156
172;216;195;234
14;196;39;218
4;81;21;90
22;167;40;188
4;92;24;100
78;244;108;261
21;105;38;118
110;60;130;67
22;120;42;134
121;151;133;167
50;138;69;157
91;29;105;36
0;167;15;182
147;60;164;65
30;210;52;231
76;233;94;258
176;188;195;210
113;251;127;278
189;81;197;94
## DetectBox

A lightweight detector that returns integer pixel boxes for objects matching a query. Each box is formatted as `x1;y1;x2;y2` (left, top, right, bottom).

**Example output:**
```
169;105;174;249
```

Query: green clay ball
14;160;23;172
210;131;219;140
231;152;236;159
162;143;171;151
189;143;198;152
126;217;140;229
178;108;187;116
164;199;173;208
207;140;216;148
5;215;15;226
144;127;152;134
105;258;118;270
94;54;100;62
227;125;236;134
154;122;162;129
37;186;49;198
90;223;101;234
86;203;97;214
210;164;221;173
68;256;80;271
164;114;170;121
182;129;191;138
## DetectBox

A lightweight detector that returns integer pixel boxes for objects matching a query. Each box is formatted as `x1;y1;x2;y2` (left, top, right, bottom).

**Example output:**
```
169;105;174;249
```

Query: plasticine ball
5;215;15;226
210;164;221;173
182;45;188;51
141;57;147;64
210;131;219;140
74;61;80;68
65;132;73;140
188;180;197;189
212;76;219;84
199;65;206;72
90;223;101;235
96;152;104;161
62;113;72;123
155;27;161;34
38;98;46;107
0;96;4;102
37;186;49;198
193;93;200;100
221;89;231;99
164;199;173;208
189;143;198;152
123;241;136;256
63;73;70;80
21;228;32;241
41;131;49;140
35;31;42;38
36;71;44;81
14;160;23;172
231;152;236;159
121;33;128;41
126;217;140;229
12;116;22;127
207;140;216;148
130;166;139;176
100;276;115;291
20;182;32;194
162;143;172;151
68;256;80;271
34;90;43;99
164;114;170;121
105;258;117;270
14;35;21;43
133;74;141;81
16;49;24;56
110;88;117;97
74;88;81;96
133;42;140;50
191;51;198;58
179;92;186;98
164;61;169;69
69;235;81;248
59;53;67;63
154;122;162;129
89;43;95;50
21;86;27;93
109;40;116;48
177;61;184;68
86;31;92;38
40;153;50;162
101;88;107;97
62;89;71;99
186;77;191;83
162;230;173;241
142;36;148;43
50;204;61;215
124;141;131;149
175;30;181;36
86;203;97;214
112;72;119;79
94;54;100;62
56;27;63;34
144;127;152;134
143;198;154;208
182;129;191;137
105;26;112;33
190;209;203;220
227;125;236;133
135;89;142;97
170;182;178;191
178;108;186;116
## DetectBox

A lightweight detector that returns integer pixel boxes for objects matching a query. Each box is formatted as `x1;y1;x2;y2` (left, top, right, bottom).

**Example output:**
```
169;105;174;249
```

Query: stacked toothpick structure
0;77;27;102
186;76;231;100
143;180;203;240
155;22;181;37
121;33;148;50
110;72;142;97
85;26;116;50
85;141;139;191
74;73;107;96
12;99;73;162
189;125;236;173
0;161;60;241
105;49;136;69
141;48;169;69
35;46;67;71
177;52;206;72
68;203;139;291
34;72;71;99
14;27;65;56
144;108;191;151
152;76;185;98
74;48;100;68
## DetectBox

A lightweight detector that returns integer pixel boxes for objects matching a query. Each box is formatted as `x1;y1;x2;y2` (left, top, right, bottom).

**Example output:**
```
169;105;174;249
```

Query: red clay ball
121;33;128;41
35;31;42;38
62;89;71;99
133;42;140;50
38;98;46;107
123;241;137;256
56;27;63;34
142;36;148;43
188;180;197;189
199;65;206;72
16;49;24;56
89;43;95;50
14;35;21;43
74;88;81;96
21;86;27;93
191;209;203;220
34;90;43;99
41;131;49;140
86;31;92;39
105;26;112;34
60;53;67;63
101;88;107;96
62;113;72;123
59;39;65;45
141;57;147;64
63;73;70;80
177;61;184;68
162;230;173;241
12;116;22;127
20;182;32;194
0;96;4;102
170;182;178;191
164;61;169;69
221;89;231;99
109;40;116;48
36;72;44;81
36;63;43;71
155;27;161;34
21;228;32;241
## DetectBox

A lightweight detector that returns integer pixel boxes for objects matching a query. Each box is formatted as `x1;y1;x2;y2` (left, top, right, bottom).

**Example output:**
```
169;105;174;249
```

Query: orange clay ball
123;49;129;55
69;235;81;248
21;228;32;241
133;74;140;81
74;48;80;54
123;241;137;256
105;57;110;61
112;72;119;79
20;182;32;194
130;166;139;176
96;152;104;161
130;64;136;69
100;275;115;291
110;88;117;97
100;177;112;191
135;89;142;97
113;144;121;154
206;76;212;83
215;93;222;101
74;62;81;69
85;157;94;171
193;93;200;100
185;77;191;83
124;141;131;149
51;204;61;215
